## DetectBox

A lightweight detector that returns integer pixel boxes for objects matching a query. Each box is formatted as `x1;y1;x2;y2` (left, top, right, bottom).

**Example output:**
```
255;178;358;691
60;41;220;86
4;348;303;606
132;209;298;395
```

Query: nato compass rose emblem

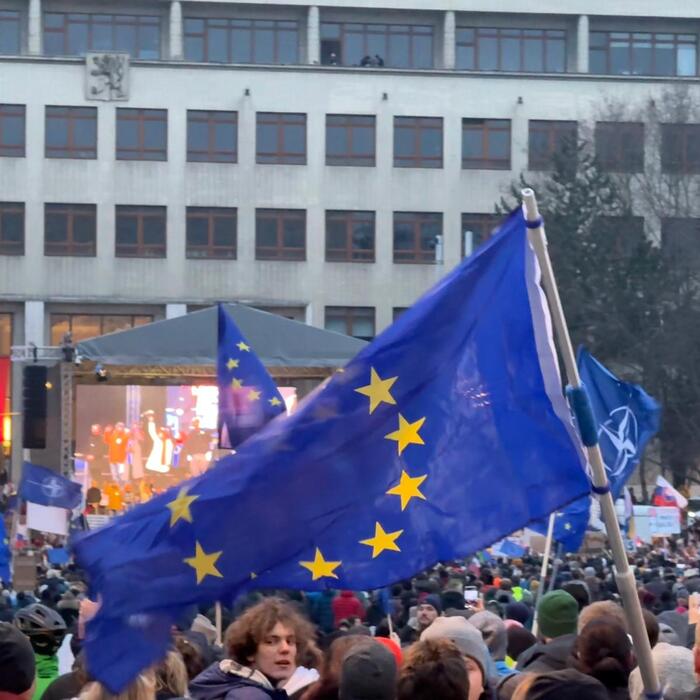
598;406;638;478
41;476;66;500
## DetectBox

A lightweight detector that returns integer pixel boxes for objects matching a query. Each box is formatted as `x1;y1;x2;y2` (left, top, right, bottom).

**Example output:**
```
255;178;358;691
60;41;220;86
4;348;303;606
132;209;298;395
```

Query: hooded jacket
190;660;288;700
516;633;576;673
332;591;365;628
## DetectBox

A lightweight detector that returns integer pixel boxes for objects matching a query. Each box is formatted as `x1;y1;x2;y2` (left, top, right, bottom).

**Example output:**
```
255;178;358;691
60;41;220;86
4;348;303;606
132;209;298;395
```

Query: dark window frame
256;112;306;165
45;106;97;159
595;122;645;173
528;120;578;171
324;306;376;340
393;211;442;264
49;313;153;344
0;10;21;55
0;201;24;256
116;108;167;161
661;217;700;267
186;110;237;163
115;205;166;258
255;208;306;260
325;114;376;167
462;118;511;170
0;104;25;157
661;123;700;174
461;213;500;257
325;210;375;262
394;116;443;169
44;203;97;257
456;26;567;72
186;206;237;260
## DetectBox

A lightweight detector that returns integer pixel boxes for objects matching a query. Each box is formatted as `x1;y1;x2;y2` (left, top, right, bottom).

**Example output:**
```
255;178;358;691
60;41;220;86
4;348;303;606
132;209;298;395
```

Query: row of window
2;105;694;173
0;204;498;261
0;10;697;77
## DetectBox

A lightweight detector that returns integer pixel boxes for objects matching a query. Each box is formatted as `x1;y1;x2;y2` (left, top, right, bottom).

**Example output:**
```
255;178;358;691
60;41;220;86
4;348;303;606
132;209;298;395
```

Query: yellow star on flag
231;378;244;390
237;341;250;352
269;397;282;407
299;548;341;581
386;470;427;510
354;368;398;414
226;358;239;370
250;572;258;580
167;487;199;527
564;522;572;531
385;414;426;455
184;542;223;584
360;522;404;558
247;389;261;402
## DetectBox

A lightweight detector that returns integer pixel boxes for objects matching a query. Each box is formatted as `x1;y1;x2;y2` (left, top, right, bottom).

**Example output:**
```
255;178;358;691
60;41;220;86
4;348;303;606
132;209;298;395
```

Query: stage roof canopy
76;304;366;368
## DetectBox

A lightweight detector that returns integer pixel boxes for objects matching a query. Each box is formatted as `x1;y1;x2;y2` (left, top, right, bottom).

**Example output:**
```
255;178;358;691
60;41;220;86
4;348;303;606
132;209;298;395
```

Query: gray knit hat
420;615;490;678
469;610;508;661
628;642;696;700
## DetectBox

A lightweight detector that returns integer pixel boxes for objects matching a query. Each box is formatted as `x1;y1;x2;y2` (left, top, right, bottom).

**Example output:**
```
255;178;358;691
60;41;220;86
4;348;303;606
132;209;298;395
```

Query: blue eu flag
0;516;10;584
534;347;661;551
72;209;589;691
217;304;285;448
19;462;82;510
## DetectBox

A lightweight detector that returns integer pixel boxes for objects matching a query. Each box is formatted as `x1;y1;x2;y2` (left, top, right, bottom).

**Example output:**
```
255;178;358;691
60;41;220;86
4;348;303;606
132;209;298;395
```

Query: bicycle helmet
14;603;67;655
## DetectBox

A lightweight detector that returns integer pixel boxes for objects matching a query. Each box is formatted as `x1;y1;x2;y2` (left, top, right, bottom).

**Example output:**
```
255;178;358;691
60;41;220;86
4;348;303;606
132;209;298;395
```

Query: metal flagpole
531;511;555;638
522;189;661;698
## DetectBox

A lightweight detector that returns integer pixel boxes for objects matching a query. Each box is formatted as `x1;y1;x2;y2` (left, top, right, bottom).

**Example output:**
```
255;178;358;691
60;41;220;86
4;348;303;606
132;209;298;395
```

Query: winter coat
331;591;364;628
190;661;288;700
310;590;336;634
516;634;577;673
34;654;60;700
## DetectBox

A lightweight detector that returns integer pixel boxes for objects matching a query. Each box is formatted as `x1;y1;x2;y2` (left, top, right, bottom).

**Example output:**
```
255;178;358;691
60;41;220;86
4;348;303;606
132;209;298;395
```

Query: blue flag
0;516;10;584
72;209;589;691
19;462;82;510
533;348;661;551
47;547;71;566
217;304;285;449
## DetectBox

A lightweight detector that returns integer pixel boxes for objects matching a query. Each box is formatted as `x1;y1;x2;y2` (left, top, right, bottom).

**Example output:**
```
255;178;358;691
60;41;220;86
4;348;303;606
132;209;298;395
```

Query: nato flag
19;462;82;510
72;209;589;691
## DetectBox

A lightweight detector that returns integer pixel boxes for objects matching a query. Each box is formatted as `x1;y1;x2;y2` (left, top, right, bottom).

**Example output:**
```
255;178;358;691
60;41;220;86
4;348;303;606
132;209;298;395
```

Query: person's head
420;615;490;700
629;643;696;699
307;635;375;700
469;611;508;661
397;638;469;700
79;672;156;700
507;626;536;664
338;640;397;700
505;602;530;626
154;650;188;699
574;621;633;690
0;622;36;700
536;590;578;641
642;608;660;648
561;581;590;612
416;595;441;629
576;600;627;635
511;668;608;700
14;603;67;657
224;597;314;683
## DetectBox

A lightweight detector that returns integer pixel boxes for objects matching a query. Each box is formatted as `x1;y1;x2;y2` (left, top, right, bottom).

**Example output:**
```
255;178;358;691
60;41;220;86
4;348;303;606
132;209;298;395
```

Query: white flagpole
522;189;660;697
531;511;555;638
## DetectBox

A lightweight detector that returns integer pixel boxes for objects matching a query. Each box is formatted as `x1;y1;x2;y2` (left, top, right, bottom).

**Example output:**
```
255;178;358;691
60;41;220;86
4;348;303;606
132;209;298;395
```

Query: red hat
375;636;402;667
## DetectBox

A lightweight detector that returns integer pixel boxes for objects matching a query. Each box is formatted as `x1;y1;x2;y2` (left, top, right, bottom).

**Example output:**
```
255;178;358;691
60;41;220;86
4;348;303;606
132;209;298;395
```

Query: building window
590;31;697;77
255;209;305;260
116;109;167;161
456;27;566;72
325;211;375;262
187;110;237;163
0;104;25;157
528;120;577;171
392;307;408;322
394;117;443;168
44;204;96;257
0;202;24;256
186;207;237;260
325;306;375;340
320;22;434;68
45;106;97;159
661;124;700;174
662;218;700;268
256;112;306;165
595;122;644;173
183;18;298;64
462;214;500;257
326;115;375;166
0;10;20;55
50;313;152;344
462;119;510;169
393;212;442;264
43;12;160;58
0;313;10;355
115;205;166;258
598;216;645;259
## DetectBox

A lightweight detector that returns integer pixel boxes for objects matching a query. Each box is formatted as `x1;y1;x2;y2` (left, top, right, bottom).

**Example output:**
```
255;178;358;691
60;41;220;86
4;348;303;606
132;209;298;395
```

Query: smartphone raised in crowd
464;586;479;603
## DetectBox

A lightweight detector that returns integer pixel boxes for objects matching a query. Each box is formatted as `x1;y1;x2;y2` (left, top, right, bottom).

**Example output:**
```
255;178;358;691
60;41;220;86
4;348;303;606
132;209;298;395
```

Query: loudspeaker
22;365;47;449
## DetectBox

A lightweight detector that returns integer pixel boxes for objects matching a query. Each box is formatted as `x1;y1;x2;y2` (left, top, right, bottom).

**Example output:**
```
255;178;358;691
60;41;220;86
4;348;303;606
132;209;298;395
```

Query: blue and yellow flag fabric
72;209;589;691
217;304;285;448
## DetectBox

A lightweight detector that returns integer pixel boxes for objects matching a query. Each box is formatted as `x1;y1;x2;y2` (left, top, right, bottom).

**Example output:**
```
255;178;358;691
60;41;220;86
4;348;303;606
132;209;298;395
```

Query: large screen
75;384;296;513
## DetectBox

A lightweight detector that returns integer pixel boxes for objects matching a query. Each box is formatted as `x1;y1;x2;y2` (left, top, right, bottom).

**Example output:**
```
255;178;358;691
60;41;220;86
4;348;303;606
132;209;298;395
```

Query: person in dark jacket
517;590;578;674
190;598;316;700
398;595;441;646
511;668;608;699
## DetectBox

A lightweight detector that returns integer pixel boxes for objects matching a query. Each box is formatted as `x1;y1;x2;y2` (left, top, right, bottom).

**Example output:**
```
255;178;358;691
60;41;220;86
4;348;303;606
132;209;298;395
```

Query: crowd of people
3;527;700;700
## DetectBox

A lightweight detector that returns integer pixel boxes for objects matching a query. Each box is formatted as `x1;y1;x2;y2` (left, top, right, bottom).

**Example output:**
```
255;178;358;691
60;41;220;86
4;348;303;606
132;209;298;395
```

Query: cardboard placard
13;552;37;591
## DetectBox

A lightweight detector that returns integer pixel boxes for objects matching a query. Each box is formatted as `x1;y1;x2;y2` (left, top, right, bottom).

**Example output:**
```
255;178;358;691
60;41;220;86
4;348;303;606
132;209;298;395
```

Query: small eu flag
533;347;661;551
19;462;83;511
72;209;589;691
217;304;285;449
